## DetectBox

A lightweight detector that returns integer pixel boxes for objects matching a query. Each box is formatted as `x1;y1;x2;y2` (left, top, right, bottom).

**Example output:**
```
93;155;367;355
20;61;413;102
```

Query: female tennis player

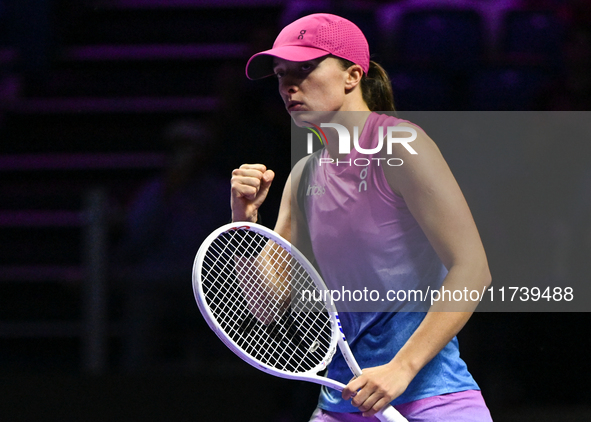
230;13;493;422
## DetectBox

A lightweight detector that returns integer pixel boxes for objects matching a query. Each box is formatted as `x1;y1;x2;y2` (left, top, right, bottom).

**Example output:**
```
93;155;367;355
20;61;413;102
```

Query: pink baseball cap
245;13;370;80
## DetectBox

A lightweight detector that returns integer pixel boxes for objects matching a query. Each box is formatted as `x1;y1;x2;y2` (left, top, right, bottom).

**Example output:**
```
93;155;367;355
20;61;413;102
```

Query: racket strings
205;237;289;330
199;229;333;373
205;232;328;370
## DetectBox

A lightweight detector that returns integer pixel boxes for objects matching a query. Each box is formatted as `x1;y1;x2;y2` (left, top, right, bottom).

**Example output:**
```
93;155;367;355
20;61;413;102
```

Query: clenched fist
231;164;275;223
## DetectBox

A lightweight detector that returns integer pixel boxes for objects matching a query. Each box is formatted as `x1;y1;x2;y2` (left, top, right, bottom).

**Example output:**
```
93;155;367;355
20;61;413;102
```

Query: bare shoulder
382;121;487;272
381;121;451;197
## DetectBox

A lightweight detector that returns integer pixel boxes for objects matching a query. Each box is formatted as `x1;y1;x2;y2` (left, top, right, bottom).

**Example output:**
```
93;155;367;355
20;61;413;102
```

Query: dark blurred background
0;0;590;421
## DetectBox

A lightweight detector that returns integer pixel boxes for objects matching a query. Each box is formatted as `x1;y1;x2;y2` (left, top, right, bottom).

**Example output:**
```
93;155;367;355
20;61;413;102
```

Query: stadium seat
500;9;565;66
388;67;455;110
467;66;553;110
394;8;485;72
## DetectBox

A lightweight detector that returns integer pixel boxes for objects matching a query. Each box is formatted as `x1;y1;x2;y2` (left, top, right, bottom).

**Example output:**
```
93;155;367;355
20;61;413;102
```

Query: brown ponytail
338;58;396;112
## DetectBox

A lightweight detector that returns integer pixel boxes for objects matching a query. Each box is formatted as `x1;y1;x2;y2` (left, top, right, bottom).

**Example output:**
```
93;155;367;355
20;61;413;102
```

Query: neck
324;110;372;159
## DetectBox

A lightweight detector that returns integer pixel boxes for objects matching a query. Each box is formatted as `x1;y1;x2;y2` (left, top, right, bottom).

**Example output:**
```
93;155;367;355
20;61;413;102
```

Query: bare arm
230;158;313;324
343;123;492;416
273;156;314;258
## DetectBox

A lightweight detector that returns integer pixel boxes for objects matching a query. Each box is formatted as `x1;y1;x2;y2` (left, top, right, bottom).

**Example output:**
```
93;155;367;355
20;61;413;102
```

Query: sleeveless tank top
298;112;479;410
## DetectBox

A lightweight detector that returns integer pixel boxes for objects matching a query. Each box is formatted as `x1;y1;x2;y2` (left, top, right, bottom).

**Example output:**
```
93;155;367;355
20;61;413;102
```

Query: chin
291;110;337;127
290;111;314;127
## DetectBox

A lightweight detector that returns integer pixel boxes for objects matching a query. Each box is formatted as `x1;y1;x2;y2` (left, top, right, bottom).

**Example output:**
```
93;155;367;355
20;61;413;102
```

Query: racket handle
375;404;408;422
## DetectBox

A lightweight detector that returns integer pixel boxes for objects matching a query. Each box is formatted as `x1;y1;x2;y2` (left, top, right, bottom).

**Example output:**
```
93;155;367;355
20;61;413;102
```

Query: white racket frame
193;222;407;422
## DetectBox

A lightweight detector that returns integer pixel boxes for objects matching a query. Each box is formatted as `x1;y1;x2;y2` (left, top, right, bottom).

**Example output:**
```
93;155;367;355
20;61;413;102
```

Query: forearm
389;311;472;379
236;241;292;325
390;263;491;377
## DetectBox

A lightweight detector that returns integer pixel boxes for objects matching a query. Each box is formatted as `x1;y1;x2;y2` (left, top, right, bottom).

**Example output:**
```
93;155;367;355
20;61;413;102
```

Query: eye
300;62;314;72
273;66;285;79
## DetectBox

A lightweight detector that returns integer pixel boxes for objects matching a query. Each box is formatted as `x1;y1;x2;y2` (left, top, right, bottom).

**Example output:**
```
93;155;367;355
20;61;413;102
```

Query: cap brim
245;45;329;80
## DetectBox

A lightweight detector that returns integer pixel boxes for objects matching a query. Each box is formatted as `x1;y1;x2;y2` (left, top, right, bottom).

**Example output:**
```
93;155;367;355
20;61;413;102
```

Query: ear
344;64;364;90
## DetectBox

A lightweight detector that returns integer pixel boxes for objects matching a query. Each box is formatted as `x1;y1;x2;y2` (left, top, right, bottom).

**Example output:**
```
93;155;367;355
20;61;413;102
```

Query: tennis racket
192;222;407;422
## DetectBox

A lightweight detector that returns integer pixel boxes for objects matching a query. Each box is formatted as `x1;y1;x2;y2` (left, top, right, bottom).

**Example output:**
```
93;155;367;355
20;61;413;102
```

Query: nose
279;76;298;97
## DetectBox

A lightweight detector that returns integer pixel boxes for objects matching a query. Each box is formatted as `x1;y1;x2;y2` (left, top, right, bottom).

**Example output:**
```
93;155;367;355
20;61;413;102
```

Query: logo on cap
298;30;306;40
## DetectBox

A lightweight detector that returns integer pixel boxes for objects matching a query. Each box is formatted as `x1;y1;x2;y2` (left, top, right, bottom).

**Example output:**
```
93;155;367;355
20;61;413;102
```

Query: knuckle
372;400;386;414
230;178;242;190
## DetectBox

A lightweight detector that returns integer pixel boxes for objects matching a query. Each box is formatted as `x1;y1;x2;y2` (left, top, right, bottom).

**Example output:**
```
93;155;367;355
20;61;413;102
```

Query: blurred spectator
115;119;229;372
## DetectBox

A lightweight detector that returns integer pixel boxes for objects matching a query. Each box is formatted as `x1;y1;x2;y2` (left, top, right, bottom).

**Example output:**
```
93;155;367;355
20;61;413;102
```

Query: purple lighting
61;44;249;61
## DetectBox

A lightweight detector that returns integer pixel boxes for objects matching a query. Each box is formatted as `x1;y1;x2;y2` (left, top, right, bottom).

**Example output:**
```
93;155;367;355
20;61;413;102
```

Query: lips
286;101;304;111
